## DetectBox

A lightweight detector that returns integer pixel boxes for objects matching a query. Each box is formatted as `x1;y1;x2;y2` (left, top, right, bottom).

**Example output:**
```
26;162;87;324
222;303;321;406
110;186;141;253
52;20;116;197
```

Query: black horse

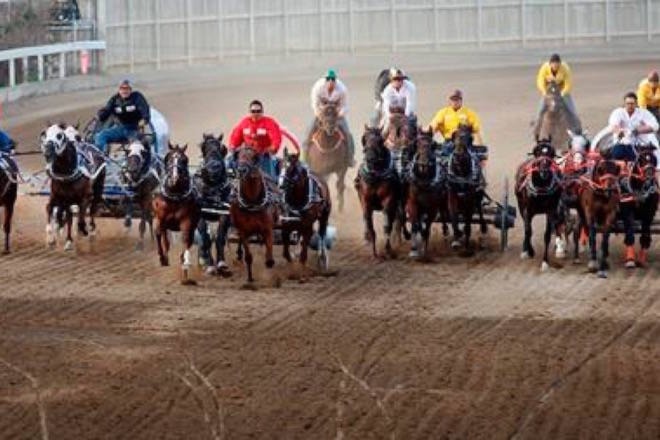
194;133;232;276
619;145;658;268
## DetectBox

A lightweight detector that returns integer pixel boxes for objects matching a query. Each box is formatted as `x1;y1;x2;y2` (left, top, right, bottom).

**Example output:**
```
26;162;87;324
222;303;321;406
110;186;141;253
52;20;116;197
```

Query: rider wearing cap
535;53;579;136
228;99;283;180
637;70;660;124
380;68;417;131
607;92;659;162
95;79;151;154
303;69;355;167
429;89;484;152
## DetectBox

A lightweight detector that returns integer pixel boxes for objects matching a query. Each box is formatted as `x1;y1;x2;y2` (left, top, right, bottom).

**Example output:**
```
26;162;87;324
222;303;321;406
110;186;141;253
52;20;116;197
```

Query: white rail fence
99;0;660;71
0;40;106;89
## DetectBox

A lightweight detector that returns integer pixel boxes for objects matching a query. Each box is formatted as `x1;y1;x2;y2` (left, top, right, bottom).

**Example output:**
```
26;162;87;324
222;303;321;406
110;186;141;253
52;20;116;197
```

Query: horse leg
282;226;293;263
215;216;231;275
180;224;196;285
299;224;312;267
477;194;487;249
264;227;275;269
407;199;421;259
598;230;611;278
64;206;74;251
621;204;636;269
197;218;211;267
337;169;347;213
240;235;254;283
463;204;473;255
46;200;56;247
363;206;377;258
449;195;462;250
383;201;397;258
638;209;652;267
156;225;169;266
123;196;133;230
136;211;147;251
587;223;598;273
572;213;581;264
3;202;13;254
521;209;535;259
541;214;552;271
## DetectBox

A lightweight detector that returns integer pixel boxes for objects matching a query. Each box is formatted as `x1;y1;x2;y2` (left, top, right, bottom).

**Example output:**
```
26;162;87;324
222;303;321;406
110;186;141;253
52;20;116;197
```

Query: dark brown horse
404;127;446;260
355;125;400;258
0;152;18;254
229;147;279;283
446;125;485;255
123;139;161;250
152;143;200;285
515;140;563;271
41;123;105;251
194;133;232;275
577;157;622;278
281;151;331;270
305;98;349;211
619;145;658;268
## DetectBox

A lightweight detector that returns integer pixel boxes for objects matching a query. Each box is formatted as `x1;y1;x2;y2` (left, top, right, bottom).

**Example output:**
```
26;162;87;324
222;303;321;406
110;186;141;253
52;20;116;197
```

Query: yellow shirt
637;79;660;109
536;62;572;96
429;106;482;140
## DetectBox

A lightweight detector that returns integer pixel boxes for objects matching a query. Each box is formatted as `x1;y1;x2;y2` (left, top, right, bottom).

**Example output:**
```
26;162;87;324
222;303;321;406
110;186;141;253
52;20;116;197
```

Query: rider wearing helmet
429;89;484;154
303;69;355;167
380;68;417;132
95;79;151;154
228;99;282;180
607;92;659;162
0;128;16;155
535;53;579;137
637;70;660;124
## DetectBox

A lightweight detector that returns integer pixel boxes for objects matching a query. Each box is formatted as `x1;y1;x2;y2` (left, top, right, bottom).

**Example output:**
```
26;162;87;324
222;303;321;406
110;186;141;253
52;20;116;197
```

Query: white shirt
608;106;659;147
310;78;348;116
381;80;417;122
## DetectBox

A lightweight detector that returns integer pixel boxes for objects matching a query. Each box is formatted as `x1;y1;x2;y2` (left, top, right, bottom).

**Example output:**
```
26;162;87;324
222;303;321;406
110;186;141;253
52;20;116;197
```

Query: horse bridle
0;155;18;198
162;151;193;200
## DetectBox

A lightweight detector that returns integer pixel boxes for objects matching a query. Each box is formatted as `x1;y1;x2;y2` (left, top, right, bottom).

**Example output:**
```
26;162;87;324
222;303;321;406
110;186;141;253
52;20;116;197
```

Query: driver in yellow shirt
534;53;580;137
637;70;660;123
429;89;484;155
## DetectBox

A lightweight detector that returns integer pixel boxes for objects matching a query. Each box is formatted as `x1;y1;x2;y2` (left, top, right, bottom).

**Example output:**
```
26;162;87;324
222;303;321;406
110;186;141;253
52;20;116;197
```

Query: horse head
63;124;83;144
591;158;621;197
544;81;563;115
636;145;658;183
567;129;590;164
319;99;340;136
282;148;306;191
235;146;260;179
412;126;437;179
126;139;149;182
449;124;475;178
164;142;190;193
199;133;227;186
384;108;411;151
362;124;389;170
41;123;76;167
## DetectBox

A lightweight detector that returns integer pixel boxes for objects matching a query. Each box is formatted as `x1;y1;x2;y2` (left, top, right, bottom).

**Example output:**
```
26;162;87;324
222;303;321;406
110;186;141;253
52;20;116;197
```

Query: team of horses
0;76;657;284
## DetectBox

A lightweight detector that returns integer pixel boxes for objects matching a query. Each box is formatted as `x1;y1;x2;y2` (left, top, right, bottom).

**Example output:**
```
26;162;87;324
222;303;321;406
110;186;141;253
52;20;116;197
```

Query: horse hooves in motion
515;139;563;271
355;125;400;259
229;146;279;283
41;123;106;251
152;143;201;285
280;151;332;272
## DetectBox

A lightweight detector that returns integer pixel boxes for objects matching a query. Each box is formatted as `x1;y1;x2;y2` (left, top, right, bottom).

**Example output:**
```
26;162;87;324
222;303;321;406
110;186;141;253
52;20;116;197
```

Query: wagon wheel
499;176;510;252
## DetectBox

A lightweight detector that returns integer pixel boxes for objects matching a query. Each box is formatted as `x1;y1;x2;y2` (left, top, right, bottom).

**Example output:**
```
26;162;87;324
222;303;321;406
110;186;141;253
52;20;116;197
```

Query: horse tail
374;69;390;101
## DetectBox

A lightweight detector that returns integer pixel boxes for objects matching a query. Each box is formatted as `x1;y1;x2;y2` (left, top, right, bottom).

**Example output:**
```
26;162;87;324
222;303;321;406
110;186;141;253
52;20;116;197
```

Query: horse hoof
573;258;581;265
181;278;197;286
2;249;10;255
265;259;275;269
587;260;598;272
520;252;531;260
241;282;258;291
556;250;566;259
124;217;132;228
160;258;169;267
597;270;608;279
451;240;461;250
540;261;550;272
198;257;210;267
205;266;217;275
625;260;636;269
409;250;420;259
64;241;74;252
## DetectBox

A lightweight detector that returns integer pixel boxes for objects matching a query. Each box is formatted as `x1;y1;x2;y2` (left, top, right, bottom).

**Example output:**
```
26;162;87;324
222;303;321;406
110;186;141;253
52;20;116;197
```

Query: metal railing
0;40;106;89
98;0;660;72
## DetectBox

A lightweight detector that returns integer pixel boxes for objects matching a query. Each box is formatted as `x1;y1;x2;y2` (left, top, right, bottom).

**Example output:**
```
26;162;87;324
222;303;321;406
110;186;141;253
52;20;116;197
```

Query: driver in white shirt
380;68;417;132
607;91;659;164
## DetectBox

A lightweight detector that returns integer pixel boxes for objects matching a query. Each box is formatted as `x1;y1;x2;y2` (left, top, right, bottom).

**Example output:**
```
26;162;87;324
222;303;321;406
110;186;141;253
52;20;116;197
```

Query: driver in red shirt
228;99;282;179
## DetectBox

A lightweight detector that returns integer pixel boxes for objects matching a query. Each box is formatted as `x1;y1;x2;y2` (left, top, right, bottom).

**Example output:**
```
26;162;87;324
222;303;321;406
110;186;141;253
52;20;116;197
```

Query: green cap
325;69;337;80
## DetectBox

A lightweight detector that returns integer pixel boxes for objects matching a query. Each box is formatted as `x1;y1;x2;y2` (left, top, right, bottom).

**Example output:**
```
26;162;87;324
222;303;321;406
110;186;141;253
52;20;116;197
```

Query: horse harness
0;153;19;198
518;157;562;197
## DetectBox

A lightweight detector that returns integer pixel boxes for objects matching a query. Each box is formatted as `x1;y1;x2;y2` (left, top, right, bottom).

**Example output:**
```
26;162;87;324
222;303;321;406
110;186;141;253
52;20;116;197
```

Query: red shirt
228;115;282;154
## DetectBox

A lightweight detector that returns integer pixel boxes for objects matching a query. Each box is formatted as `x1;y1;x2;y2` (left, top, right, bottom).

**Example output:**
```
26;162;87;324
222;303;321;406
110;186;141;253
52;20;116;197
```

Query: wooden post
59;52;66;79
38;55;44;82
22;57;28;84
9;59;16;87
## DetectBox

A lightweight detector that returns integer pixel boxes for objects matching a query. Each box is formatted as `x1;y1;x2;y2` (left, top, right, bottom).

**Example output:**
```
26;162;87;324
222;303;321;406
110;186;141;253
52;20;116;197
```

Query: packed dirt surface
1;59;660;440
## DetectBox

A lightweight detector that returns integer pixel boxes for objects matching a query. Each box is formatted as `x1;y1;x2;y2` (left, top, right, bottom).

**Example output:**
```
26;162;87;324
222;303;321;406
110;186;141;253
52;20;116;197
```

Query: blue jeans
610;144;637;162
94;125;138;153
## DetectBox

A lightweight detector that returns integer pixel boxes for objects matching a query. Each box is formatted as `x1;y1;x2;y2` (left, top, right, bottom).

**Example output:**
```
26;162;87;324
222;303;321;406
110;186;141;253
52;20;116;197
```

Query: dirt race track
1;58;660;440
